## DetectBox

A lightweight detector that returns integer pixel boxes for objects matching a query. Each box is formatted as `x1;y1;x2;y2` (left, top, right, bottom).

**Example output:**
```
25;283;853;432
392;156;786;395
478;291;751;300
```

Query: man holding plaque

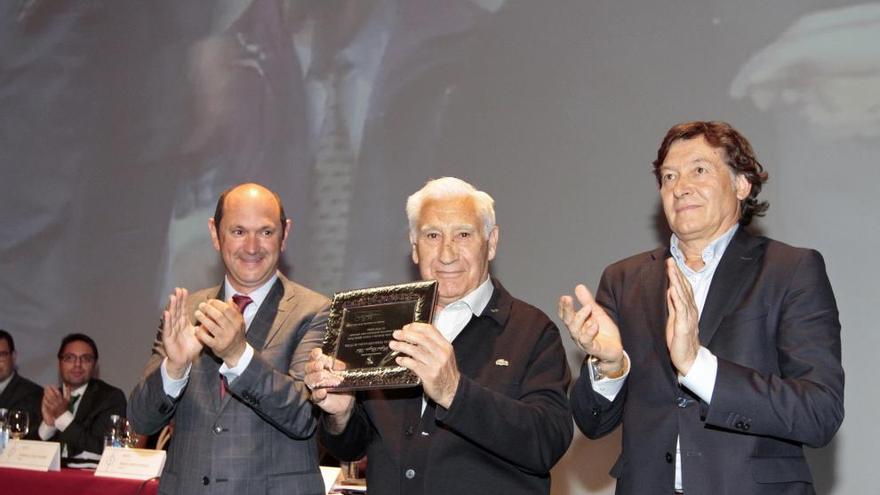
129;183;329;494
307;177;572;495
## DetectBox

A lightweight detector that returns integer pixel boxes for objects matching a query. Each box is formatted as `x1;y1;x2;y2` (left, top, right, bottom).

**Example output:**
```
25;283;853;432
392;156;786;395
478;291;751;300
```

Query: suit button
734;421;744;429
591;407;601;417
742;423;750;431
404;426;414;436
213;425;223;434
405;468;416;479
665;452;673;463
676;397;689;408
202;476;210;485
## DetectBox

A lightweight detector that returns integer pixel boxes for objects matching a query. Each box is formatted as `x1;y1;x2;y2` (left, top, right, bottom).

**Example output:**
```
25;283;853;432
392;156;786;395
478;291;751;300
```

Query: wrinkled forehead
662;136;729;169
417;196;483;230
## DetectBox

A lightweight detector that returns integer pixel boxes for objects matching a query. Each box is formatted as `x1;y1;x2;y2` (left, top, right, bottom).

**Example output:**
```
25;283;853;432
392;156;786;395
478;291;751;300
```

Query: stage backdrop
2;1;876;494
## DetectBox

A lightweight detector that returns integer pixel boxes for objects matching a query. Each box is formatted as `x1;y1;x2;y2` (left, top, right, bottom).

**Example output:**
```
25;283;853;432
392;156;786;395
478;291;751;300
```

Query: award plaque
321;280;438;391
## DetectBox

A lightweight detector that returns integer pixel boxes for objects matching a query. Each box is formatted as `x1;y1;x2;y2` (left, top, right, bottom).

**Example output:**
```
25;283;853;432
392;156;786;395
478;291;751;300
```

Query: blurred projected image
0;0;502;383
166;0;505;297
730;3;880;139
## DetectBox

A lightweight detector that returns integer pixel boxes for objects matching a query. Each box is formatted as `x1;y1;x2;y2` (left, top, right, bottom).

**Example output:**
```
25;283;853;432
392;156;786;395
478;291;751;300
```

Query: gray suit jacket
129;274;329;495
571;229;845;495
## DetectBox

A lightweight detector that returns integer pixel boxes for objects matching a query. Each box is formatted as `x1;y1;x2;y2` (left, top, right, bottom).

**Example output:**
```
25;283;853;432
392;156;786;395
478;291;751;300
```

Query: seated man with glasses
38;333;126;463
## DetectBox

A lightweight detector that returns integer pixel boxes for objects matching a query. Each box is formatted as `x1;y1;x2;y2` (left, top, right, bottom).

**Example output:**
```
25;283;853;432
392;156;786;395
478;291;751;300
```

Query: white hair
406;177;496;239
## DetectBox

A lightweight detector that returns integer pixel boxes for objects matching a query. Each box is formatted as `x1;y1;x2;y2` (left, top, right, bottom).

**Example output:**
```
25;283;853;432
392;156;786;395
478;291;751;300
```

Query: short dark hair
213;183;288;239
653;121;769;226
57;333;99;361
0;329;13;352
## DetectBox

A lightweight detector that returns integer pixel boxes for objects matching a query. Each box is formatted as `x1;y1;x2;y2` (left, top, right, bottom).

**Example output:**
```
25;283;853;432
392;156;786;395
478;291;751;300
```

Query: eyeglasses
60;354;96;365
0;351;10;360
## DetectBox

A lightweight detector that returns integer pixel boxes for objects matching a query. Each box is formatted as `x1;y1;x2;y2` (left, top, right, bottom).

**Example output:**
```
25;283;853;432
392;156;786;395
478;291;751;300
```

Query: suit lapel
262;278;295;349
698;229;764;346
197;287;225;412
245;278;284;351
0;374;18;403
218;278;286;413
72;380;97;422
640;248;679;387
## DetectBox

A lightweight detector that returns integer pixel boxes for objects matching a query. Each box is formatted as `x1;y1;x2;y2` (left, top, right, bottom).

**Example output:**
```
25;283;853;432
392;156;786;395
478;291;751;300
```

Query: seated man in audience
38;333;127;461
0;329;43;439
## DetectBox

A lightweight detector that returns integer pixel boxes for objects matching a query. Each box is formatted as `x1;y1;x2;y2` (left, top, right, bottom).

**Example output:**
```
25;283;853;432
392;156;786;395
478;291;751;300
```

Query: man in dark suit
0;329;43;440
560;121;844;494
306;177;572;495
129;183;329;494
37;333;127;459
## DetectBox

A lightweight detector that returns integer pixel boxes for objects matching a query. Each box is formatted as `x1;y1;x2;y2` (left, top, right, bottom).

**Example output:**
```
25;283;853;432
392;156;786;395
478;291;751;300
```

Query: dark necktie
67;394;81;413
232;294;254;314
309;60;356;295
220;294;254;399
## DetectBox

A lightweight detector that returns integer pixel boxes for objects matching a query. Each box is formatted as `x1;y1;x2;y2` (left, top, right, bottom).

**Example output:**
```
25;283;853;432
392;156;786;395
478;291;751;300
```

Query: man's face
659;135;751;245
210;186;290;294
411;196;498;309
0;339;14;382
58;340;96;389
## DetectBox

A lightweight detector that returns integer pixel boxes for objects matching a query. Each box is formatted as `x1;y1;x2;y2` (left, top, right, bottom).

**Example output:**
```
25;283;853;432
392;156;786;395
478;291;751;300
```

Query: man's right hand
304;348;355;434
41;385;69;427
162;287;203;378
558;284;626;378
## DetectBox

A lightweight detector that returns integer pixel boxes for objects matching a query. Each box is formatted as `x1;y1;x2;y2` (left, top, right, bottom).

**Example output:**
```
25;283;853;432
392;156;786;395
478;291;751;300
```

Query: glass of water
0;408;9;450
8;409;29;440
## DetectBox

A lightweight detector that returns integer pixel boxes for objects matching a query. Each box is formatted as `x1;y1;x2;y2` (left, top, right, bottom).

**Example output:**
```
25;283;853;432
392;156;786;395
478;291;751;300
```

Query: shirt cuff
590;350;630;402
219;343;255;385
678;346;717;403
161;358;191;398
53;410;75;432
38;422;58;440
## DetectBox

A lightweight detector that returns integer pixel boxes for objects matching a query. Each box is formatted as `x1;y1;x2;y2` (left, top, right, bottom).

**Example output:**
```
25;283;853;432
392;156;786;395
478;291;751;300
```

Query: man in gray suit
129;183;329;494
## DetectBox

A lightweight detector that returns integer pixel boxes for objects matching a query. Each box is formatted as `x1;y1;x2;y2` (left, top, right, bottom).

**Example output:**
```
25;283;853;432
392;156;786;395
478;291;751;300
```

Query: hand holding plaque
318;280;438;391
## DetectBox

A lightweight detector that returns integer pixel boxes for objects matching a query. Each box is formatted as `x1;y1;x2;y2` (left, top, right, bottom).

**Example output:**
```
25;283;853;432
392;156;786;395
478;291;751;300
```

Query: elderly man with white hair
306;177;572;495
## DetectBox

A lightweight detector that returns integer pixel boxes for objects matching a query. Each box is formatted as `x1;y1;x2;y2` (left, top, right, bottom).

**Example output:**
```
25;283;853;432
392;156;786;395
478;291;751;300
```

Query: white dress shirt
38;382;100;460
590;224;738;491
421;276;494;414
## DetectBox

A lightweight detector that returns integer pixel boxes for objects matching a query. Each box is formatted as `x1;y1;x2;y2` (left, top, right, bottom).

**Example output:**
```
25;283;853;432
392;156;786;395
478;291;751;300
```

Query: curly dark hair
652;121;769;226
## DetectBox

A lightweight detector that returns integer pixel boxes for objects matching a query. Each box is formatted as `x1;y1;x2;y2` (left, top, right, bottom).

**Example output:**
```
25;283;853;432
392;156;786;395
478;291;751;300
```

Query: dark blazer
571;228;845;495
129;275;329;495
320;278;572;495
46;378;127;458
0;372;43;440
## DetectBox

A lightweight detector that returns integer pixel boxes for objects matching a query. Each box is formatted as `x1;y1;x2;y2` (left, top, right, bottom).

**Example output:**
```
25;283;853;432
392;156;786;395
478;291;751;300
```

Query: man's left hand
389;322;460;409
194;298;248;367
665;258;701;375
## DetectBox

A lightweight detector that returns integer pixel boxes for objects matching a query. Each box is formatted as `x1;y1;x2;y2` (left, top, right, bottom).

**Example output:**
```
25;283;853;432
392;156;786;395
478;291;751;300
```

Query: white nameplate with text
94;447;166;480
0;439;61;471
